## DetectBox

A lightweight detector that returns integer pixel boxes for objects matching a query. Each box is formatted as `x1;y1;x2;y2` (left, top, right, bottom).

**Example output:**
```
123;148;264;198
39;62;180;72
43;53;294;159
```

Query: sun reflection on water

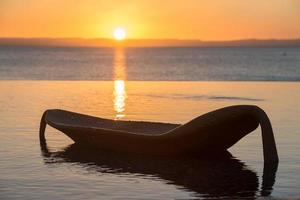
113;48;127;120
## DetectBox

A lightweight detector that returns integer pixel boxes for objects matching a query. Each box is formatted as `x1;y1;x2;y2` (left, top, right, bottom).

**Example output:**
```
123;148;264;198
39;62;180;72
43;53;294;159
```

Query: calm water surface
0;46;300;81
0;81;300;199
1;45;300;199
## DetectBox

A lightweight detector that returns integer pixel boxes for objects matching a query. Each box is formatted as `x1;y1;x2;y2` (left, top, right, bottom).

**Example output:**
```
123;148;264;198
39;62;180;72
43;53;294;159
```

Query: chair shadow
40;141;277;199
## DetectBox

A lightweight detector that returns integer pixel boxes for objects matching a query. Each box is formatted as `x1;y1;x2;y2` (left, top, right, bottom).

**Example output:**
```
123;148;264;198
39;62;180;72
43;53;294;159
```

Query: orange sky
0;0;300;40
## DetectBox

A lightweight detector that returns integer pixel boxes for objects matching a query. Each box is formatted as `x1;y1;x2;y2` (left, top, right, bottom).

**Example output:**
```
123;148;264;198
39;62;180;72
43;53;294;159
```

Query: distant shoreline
1;38;300;48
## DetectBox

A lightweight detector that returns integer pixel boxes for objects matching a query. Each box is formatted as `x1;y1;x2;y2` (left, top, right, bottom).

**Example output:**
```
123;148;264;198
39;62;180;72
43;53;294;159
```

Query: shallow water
0;81;299;199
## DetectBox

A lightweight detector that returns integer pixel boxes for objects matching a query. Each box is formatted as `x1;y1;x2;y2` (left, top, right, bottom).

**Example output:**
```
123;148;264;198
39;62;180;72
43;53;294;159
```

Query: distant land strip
0;38;300;48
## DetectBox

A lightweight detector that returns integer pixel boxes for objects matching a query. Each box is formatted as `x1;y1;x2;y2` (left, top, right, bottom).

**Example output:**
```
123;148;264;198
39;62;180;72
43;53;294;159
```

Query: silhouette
39;141;278;199
40;105;278;164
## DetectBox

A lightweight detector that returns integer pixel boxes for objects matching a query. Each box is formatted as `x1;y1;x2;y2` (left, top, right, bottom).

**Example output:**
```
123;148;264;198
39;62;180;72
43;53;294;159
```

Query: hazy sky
1;0;300;40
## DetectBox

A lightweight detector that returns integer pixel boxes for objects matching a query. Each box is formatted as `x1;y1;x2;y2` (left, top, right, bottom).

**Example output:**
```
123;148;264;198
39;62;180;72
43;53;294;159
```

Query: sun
113;28;126;41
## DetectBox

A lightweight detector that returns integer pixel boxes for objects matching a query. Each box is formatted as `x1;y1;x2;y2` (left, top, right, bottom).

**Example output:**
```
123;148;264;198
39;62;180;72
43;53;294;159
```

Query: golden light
113;48;127;120
113;80;126;119
113;28;126;41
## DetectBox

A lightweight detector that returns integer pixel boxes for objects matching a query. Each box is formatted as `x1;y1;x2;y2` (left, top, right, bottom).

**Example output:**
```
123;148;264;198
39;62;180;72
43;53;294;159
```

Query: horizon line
1;37;300;48
1;37;300;41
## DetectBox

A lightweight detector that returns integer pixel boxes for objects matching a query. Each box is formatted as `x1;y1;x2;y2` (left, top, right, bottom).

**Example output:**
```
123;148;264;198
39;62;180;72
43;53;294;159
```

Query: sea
0;46;300;199
0;46;300;81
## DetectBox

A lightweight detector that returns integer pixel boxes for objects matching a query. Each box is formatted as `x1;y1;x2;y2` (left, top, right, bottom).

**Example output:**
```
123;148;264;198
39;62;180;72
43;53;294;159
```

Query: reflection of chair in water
40;142;277;199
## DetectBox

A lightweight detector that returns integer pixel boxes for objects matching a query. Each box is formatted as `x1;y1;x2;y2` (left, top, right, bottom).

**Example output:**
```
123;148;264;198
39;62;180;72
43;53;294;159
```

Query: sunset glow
0;0;299;40
113;28;126;41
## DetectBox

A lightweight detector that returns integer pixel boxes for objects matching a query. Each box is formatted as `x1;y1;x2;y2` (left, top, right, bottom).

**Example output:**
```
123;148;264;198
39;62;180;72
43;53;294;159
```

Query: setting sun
113;28;126;41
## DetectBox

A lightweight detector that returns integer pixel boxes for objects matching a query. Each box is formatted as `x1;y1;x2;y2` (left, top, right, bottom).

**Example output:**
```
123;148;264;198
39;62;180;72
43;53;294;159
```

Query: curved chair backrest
163;105;279;163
